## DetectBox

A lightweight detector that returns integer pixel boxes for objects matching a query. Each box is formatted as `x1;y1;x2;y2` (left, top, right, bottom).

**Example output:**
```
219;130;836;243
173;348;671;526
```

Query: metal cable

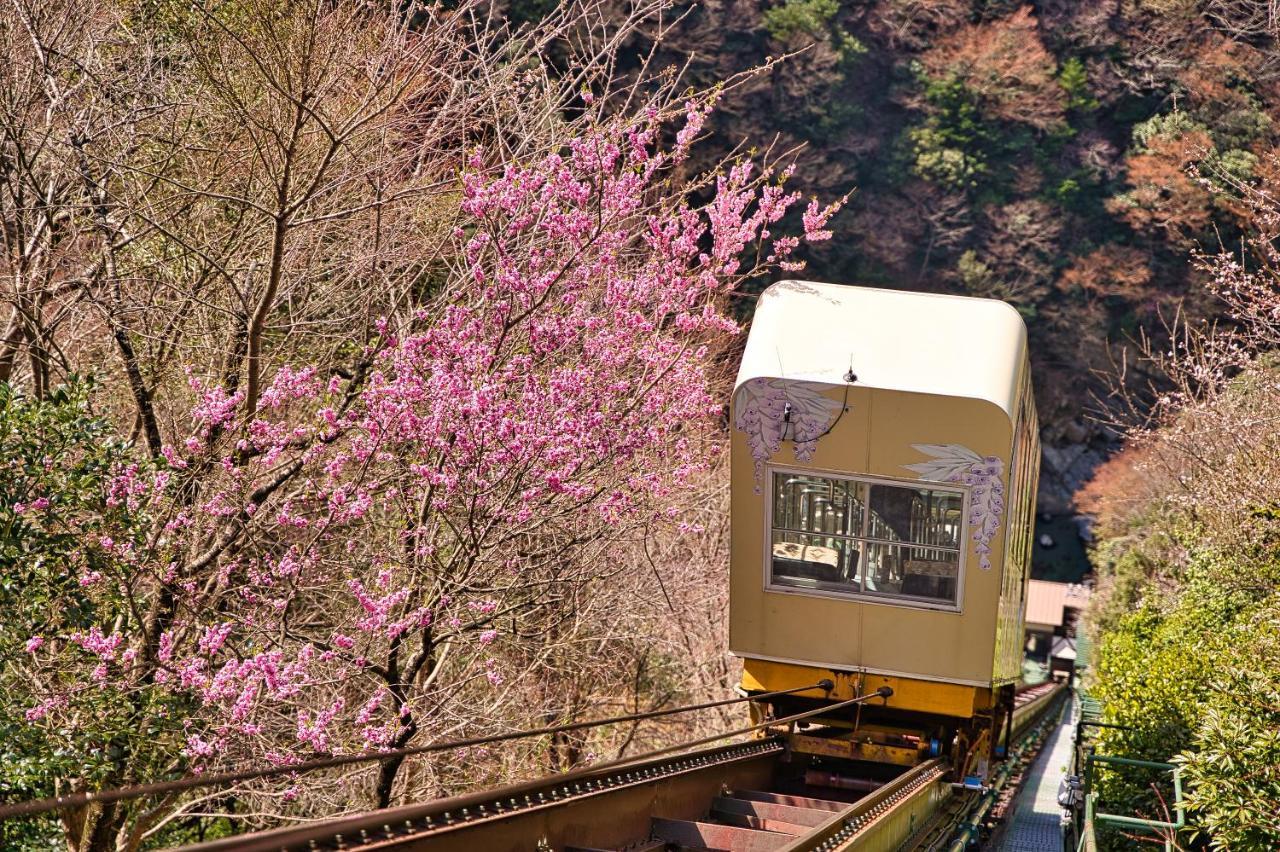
0;680;837;820
180;686;895;852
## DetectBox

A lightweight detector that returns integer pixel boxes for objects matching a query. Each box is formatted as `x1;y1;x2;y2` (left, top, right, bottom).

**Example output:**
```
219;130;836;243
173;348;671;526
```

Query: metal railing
1075;755;1185;852
1071;699;1187;852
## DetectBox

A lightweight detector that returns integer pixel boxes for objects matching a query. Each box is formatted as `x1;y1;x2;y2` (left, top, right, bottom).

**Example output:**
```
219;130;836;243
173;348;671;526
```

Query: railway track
899;682;1066;852
177;682;1065;852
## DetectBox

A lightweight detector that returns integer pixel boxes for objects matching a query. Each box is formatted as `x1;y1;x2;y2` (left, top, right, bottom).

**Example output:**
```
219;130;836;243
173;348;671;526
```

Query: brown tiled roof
1025;579;1090;627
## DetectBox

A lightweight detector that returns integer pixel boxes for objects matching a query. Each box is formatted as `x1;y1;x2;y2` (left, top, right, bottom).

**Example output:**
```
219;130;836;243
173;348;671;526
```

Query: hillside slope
517;0;1280;510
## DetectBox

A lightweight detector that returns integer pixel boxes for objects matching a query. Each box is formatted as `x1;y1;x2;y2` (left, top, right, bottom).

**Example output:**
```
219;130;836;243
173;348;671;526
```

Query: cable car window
770;474;863;593
769;471;965;607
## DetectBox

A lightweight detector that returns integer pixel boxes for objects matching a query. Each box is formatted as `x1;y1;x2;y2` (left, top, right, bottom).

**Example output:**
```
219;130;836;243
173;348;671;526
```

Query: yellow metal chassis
740;658;997;719
790;730;923;767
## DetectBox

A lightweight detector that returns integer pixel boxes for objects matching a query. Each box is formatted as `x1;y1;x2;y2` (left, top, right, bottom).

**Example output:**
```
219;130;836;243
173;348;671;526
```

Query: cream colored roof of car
735;281;1028;419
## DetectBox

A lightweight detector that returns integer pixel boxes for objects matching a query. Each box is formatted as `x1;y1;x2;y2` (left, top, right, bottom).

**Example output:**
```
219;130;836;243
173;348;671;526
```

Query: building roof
1051;636;1077;661
1025;579;1091;628
735;281;1028;420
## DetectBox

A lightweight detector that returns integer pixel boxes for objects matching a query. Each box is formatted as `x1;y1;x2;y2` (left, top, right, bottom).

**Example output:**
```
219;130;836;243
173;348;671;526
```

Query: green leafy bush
1180;666;1280;849
763;0;865;65
0;381;189;849
907;76;994;190
762;0;839;42
1084;365;1280;849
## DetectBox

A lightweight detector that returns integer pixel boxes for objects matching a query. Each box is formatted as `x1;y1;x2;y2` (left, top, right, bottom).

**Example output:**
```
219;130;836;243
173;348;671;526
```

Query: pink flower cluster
22;97;842;771
13;497;51;513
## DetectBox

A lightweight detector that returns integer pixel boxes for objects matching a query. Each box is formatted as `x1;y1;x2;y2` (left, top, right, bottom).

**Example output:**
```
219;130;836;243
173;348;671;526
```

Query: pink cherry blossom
17;94;842;782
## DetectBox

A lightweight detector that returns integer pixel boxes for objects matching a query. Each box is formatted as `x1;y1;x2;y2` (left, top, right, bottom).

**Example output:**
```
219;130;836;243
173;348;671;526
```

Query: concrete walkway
998;699;1075;852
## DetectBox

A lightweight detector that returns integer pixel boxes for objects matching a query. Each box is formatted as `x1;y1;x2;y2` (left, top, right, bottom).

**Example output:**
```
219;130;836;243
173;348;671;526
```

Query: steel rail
174;687;895;852
795;683;1070;852
780;758;950;852
1010;681;1066;740
899;793;976;852
0;681;835;822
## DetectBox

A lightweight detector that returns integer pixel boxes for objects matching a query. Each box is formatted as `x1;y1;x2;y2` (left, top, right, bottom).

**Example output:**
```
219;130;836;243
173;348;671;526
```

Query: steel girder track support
778;760;952;852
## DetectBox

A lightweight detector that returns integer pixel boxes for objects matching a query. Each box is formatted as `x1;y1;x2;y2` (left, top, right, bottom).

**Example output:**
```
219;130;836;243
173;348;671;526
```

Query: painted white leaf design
734;378;845;490
902;443;984;482
763;280;842;305
903;443;1005;570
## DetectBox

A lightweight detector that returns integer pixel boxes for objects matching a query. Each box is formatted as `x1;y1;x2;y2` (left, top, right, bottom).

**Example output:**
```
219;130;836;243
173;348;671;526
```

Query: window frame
764;463;971;613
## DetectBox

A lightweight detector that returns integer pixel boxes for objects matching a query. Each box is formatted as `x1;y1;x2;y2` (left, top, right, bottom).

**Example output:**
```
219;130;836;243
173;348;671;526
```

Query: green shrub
1087;516;1280;847
1058;57;1098;113
0;381;191;849
762;0;839;42
907;76;994;190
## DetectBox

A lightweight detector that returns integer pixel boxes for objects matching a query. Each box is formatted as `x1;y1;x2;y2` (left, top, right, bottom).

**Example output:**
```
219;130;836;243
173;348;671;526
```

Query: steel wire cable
0;680;839;821
180;685;895;852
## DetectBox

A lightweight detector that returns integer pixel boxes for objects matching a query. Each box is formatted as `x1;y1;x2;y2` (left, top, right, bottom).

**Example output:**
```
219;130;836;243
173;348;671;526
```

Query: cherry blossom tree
2;3;842;847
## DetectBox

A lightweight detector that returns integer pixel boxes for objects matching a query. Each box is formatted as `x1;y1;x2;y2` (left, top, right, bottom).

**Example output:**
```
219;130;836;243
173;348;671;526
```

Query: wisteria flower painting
903;443;1005;570
734;378;846;489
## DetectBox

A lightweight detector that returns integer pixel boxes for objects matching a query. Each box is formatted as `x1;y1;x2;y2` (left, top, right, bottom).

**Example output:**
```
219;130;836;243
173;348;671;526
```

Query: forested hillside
545;0;1279;509
3;0;1280;849
1075;175;1280;848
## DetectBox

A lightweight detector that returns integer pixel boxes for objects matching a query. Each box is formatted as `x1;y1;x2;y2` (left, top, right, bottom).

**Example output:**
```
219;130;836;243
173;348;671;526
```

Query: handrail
1078;753;1185;851
171;688;896;852
1077;794;1097;852
1070;685;1187;852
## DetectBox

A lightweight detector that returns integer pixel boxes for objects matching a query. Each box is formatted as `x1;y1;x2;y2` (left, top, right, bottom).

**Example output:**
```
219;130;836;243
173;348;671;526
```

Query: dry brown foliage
1033;296;1120;430
1099;364;1280;562
919;6;1066;131
850;180;973;284
1095;151;1280;553
1037;0;1119;52
1106;128;1216;242
1075;441;1163;538
1203;0;1280;43
390;458;735;797
867;0;970;51
1057;245;1154;303
1069;130;1123;182
1175;36;1260;110
0;0;702;446
962;199;1063;304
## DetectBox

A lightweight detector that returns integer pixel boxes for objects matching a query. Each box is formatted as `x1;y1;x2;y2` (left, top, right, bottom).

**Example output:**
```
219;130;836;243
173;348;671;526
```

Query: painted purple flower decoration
734;378;845;490
903;444;1005;570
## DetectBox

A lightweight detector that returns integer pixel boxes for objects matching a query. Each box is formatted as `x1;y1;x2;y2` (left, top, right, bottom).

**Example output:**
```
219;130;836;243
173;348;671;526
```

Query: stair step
650;817;794;852
711;796;832;827
710;811;811;835
727;789;849;812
